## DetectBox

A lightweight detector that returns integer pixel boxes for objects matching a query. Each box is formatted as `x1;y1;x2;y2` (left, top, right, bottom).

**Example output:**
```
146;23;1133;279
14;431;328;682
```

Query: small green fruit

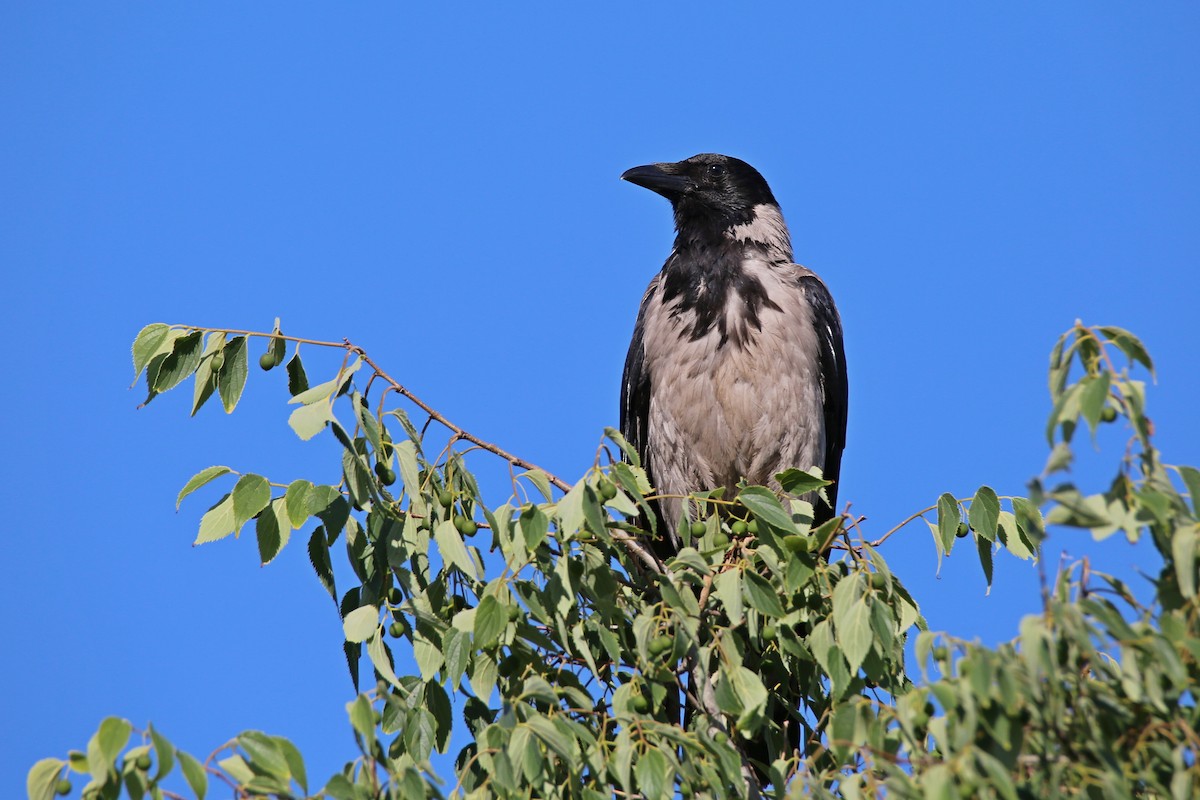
1101;406;1118;423
55;779;72;796
630;693;650;713
387;586;403;605
374;462;396;486
507;605;521;622
956;522;970;538
135;754;152;771
598;481;617;501
437;490;453;508
932;646;949;661
260;352;280;370
389;621;405;638
649;634;673;656
762;623;777;641
870;572;888;590
454;515;478;535
712;532;731;548
747;519;758;534
210;351;225;371
731;520;748;535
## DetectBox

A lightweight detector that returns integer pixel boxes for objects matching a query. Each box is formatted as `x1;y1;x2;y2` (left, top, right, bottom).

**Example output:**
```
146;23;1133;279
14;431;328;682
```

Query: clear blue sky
3;2;1198;793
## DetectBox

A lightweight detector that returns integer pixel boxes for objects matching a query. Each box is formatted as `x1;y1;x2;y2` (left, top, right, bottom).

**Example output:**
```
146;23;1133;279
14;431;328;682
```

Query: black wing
799;273;848;525
620;277;669;544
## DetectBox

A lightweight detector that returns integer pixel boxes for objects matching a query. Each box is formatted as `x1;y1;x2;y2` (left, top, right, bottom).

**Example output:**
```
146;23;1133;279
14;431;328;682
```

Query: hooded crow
620;153;848;559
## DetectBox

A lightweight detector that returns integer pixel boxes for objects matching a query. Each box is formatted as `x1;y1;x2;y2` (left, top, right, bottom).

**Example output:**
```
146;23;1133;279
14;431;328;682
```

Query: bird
619;154;848;782
619;153;848;558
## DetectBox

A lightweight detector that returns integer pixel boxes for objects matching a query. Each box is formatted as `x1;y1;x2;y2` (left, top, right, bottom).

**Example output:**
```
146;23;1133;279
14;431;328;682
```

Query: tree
28;320;1200;799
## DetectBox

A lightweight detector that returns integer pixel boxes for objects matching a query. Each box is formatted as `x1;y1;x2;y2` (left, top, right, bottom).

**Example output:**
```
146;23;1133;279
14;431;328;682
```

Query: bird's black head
621;153;779;230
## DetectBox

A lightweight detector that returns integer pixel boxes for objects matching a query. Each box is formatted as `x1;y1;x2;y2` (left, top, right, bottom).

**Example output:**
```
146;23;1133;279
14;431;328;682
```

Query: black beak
621;163;693;199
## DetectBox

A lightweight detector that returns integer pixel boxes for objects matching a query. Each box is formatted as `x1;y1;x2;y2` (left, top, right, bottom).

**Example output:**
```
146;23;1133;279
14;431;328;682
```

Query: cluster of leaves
29;321;1199;799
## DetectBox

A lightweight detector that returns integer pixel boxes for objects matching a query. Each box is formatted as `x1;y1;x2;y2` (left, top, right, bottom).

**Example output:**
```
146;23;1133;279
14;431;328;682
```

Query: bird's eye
707;163;726;178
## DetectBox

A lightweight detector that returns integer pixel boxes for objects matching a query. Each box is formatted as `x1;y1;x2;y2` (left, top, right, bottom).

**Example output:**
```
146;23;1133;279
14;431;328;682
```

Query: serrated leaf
1098;325;1154;375
412;631;444;682
713;569;744;624
195;493;236;544
289;400;336;441
443;628;469;687
256;497;291;565
177;466;232;510
1172;526;1197;599
1178;466;1200;517
634;747;670;799
132;323;172;382
238;732;290;782
727;665;768;727
367;633;400;689
275;738;307;795
742;569;785;618
469;654;497;701
968;486;1000;542
178;750;207;800
835;599;872;675
217;336;248;413
231;474;271;533
527;715;573;760
343;604;379;643
434;520;479;581
936;493;960;556
738;485;795;533
286;352;309;396
191;334;224;416
777;467;832;495
474;595;505;650
284;480;313;528
308;526;337;602
153;331;204;393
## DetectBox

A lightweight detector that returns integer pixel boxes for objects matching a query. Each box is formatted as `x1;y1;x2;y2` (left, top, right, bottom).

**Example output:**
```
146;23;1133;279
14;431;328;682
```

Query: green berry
387;586;403;605
260;352;279;370
389;621;405;638
630;693;650;713
731;520;748;535
55;780;72;796
507;605;521;622
374;462;396;486
689;520;707;537
454;515;477;535
762;623;777;641
598;481;617;501
437;490;453;508
956;522;970;538
649;634;673;656
932;646;949;661
747;519;758;534
210;351;225;371
712;532;731;548
870;572;888;590
135;754;152;770
1101;406;1118;423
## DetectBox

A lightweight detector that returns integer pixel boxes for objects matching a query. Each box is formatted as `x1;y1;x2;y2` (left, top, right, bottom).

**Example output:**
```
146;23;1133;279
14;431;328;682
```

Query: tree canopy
29;320;1200;799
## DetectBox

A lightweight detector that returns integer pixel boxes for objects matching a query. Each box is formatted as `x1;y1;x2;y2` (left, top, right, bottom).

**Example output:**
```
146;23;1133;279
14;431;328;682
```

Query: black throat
659;229;782;351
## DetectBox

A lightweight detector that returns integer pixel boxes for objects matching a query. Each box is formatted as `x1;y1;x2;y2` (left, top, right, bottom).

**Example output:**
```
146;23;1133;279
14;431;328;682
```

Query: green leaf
178;750;207;800
288;400;336;441
191;332;225;416
217;754;255;785
1172;526;1197;599
177;466;232;510
367;632;400;689
412;631;445;682
195;493;236;545
738;485;795;533
1178;466;1200;517
936;493;960;556
977;534;994;594
1098;325;1155;375
307;526;337;602
275;737;307;795
153;331;204;393
469;653;497;701
634;747;671;799
231;474;271;533
968;486;1000;542
284;479;313;528
26;758;66;800
343;604;379;643
836;597;873;675
1079;372;1112;433
527;715;573;761
347;694;376;743
713;569;745;624
131;323;171;382
443;627;469;687
286;352;309;396
776;467;832;496
727;665;769;727
148;724;174;782
434;519;479;581
217;336;248;413
88;717;132;780
237;732;290;782
742;569;785;618
474;595;506;650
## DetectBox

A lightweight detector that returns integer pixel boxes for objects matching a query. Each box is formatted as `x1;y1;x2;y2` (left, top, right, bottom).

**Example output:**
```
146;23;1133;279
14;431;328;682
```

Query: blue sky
3;2;1198;793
